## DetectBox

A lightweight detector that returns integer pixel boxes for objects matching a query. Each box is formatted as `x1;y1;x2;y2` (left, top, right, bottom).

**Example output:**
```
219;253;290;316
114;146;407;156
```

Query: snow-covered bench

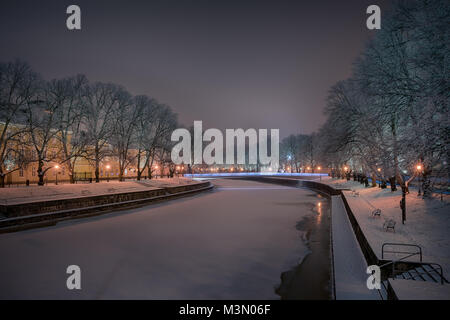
371;208;381;217
383;219;396;232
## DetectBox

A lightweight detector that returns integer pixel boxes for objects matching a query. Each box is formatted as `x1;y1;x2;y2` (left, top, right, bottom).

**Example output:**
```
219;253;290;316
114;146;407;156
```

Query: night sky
0;0;390;137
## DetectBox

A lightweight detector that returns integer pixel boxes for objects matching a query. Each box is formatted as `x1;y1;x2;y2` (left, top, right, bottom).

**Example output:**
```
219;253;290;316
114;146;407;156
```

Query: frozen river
0;178;330;299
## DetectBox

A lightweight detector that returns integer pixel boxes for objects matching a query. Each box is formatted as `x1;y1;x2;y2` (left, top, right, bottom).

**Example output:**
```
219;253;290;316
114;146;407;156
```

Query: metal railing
382;243;422;262
380;243;447;285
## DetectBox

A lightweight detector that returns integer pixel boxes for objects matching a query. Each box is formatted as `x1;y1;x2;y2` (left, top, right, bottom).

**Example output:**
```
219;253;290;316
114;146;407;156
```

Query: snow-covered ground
0;179;323;299
0;178;195;205
325;178;450;280
388;278;450;300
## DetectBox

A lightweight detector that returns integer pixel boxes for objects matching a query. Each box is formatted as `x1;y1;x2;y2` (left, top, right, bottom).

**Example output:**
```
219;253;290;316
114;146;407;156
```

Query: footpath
0;178;212;232
323;177;450;300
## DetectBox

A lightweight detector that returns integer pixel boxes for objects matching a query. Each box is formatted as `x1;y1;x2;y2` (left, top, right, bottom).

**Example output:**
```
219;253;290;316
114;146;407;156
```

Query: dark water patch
275;195;331;300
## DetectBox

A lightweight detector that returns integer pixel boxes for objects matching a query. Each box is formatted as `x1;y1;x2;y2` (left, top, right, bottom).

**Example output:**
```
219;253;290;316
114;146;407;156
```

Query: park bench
383;219;396;232
371;208;381;217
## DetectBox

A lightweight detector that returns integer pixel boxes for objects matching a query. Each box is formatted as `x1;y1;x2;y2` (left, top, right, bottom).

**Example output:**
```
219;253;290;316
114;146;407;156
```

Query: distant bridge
184;172;328;178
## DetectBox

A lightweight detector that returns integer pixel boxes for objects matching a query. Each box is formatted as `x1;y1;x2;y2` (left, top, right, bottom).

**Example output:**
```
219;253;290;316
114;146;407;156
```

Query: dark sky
0;0;390;137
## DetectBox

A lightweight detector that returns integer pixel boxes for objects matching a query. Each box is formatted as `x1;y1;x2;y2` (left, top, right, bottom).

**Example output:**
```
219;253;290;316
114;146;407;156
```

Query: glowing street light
54;165;60;185
106;164;111;182
417;164;423;196
317;166;322;181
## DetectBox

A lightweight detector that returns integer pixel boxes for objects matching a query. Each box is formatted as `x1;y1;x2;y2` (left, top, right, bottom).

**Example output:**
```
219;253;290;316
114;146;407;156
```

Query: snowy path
0;179;324;299
331;195;380;300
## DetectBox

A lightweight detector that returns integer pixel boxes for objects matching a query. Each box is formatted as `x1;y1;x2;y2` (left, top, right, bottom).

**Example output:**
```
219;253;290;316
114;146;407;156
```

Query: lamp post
416;164;422;196
377;168;381;187
106;164;110;182
54;165;60;185
317;166;321;181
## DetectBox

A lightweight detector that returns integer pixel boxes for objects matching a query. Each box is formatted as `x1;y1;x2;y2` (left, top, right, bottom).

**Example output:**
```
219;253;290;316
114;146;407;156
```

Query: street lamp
317;166;322;181
377;168;381;187
344;166;349;181
54;165;60;185
106;164;111;182
416;164;422;196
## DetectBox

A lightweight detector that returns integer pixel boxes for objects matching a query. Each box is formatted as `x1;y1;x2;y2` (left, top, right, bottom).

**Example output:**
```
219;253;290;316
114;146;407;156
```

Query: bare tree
109;88;139;181
83;82;118;182
24;80;69;185
0;60;40;187
50;75;89;183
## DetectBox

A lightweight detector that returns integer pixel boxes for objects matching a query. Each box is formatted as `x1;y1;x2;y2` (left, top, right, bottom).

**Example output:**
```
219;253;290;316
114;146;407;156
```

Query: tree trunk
0;174;5;188
95;160;100;183
371;174;377;187
67;162;74;184
136;152;142;181
422;165;432;198
95;145;100;183
401;186;407;224
37;160;44;186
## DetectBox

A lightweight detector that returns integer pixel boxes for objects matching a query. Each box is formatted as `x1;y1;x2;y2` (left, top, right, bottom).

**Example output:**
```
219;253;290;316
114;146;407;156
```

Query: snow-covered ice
0;179;323;299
